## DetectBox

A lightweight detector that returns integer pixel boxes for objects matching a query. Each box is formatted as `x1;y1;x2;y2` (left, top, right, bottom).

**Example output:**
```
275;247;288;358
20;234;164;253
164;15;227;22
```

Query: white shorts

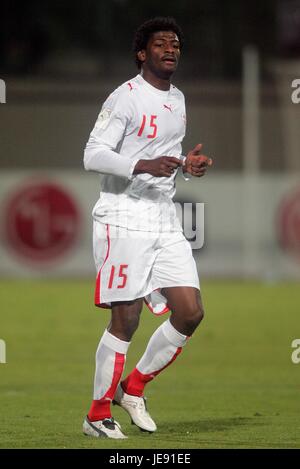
93;221;200;315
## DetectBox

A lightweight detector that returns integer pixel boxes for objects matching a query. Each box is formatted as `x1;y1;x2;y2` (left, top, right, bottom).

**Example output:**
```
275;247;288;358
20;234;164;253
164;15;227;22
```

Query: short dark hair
133;17;184;69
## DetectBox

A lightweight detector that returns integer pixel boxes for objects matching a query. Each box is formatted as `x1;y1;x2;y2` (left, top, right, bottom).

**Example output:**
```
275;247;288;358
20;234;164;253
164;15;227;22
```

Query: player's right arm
84;88;138;179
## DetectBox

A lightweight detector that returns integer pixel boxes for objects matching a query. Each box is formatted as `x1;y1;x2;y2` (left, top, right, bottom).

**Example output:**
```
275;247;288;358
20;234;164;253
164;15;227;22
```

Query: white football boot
83;416;128;439
113;384;157;433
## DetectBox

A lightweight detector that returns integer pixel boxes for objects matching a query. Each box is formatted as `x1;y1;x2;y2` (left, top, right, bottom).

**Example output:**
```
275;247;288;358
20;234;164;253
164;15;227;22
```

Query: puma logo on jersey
127;82;133;91
163;104;172;112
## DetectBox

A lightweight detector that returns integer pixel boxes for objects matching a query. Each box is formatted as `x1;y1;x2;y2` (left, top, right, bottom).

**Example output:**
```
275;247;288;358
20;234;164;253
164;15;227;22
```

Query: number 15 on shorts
108;264;128;289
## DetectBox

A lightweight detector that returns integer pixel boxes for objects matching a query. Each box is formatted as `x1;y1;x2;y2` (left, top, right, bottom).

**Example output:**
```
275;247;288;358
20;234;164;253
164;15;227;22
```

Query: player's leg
164;286;204;336
114;287;202;433
121;286;202;395
83;299;143;438
115;234;202;431
85;222;159;437
107;299;144;341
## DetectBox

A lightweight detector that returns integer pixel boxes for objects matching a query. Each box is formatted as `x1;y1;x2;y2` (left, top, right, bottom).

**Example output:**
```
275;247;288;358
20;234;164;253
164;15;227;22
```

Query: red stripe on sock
104;352;125;400
88;351;125;422
122;347;182;397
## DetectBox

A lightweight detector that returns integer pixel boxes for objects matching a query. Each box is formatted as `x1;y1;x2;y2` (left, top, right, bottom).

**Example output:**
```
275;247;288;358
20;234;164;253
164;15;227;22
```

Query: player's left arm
183;144;213;177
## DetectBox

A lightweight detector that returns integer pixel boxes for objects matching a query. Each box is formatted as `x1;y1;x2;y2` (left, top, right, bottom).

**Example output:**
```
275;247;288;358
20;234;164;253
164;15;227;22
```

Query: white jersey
84;74;188;232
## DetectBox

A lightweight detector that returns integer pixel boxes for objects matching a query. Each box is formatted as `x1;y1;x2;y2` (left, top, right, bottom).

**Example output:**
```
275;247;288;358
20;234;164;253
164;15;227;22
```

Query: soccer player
83;17;212;439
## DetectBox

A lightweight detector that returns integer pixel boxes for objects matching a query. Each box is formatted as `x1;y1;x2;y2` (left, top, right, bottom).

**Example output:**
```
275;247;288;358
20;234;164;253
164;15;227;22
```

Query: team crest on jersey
96;108;112;130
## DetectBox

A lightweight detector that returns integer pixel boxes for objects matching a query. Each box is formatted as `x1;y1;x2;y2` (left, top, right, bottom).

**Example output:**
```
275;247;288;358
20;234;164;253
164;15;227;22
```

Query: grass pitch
0;280;299;449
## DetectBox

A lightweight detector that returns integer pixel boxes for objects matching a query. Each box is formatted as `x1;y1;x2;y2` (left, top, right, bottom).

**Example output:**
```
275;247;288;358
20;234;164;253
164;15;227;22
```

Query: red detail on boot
122;347;182;397
88;352;125;422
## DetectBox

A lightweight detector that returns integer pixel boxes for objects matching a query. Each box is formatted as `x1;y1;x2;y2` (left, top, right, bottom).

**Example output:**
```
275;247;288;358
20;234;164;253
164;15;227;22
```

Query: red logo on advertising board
4;181;80;263
276;187;300;260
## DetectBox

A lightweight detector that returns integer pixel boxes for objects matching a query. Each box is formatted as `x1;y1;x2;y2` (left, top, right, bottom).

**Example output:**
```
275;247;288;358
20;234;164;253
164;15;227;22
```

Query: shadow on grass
156;417;264;434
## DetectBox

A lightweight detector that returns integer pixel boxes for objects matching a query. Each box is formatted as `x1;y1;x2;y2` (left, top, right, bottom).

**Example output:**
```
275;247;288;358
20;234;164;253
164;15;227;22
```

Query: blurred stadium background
0;0;300;449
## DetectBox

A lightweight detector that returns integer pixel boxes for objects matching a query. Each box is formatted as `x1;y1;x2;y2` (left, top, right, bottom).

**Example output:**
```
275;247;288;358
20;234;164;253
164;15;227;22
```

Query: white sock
88;329;131;421
122;319;188;396
136;319;188;375
93;329;130;400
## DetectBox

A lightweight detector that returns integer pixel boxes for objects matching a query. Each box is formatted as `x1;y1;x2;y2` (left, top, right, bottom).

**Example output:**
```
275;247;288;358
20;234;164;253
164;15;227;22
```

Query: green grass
0;280;300;449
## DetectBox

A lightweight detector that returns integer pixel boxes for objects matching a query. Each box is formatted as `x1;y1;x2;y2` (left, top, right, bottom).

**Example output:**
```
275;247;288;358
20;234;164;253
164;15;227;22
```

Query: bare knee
171;304;204;336
185;305;204;332
118;313;140;339
109;300;142;341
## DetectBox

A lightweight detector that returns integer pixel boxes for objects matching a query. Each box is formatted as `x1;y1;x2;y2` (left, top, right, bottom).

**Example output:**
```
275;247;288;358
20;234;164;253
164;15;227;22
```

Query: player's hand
184;144;213;177
133;156;182;177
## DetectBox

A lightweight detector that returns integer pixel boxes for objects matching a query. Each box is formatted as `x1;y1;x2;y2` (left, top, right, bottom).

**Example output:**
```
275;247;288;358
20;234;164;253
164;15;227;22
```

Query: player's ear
137;50;146;64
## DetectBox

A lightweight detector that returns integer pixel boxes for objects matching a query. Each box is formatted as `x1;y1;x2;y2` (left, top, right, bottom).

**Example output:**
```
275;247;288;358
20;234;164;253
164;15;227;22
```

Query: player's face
141;31;181;78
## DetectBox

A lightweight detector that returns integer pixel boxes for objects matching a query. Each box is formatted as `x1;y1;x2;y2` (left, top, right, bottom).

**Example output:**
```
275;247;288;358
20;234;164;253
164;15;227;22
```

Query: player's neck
140;69;171;91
